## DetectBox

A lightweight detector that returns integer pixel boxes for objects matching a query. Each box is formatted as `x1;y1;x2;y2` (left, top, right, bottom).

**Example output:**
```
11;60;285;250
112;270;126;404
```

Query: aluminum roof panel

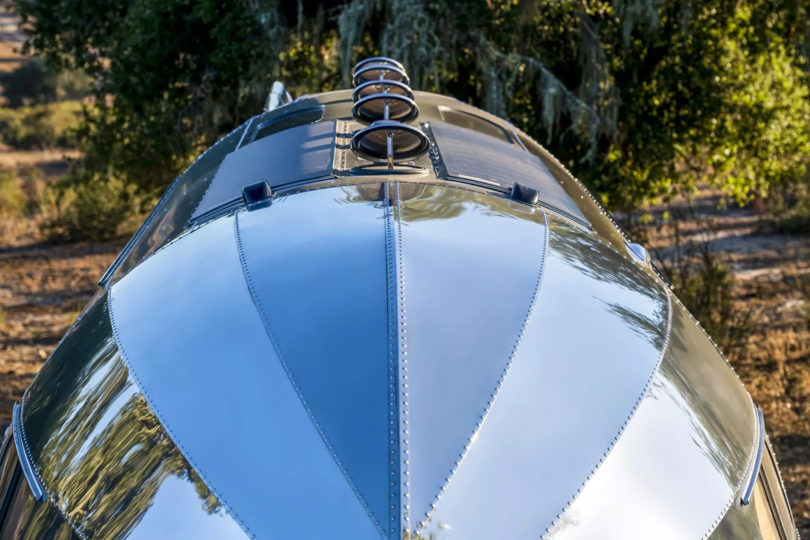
395;184;549;529
545;301;756;539
234;188;394;535
109;213;379;539
61;181;756;539
419;215;670;538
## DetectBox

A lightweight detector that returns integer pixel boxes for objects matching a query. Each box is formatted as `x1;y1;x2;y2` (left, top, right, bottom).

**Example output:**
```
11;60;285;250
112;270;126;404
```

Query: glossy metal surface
192;120;336;219
235;188;394;534
711;435;797;539
712;479;784;539
429;121;586;222
418;215;670;538
0;425;19;524
397;184;548;529
19;83;789;538
742;409;767;505
20;297;246;538
109;210;380;539
760;439;798;537
0;466;77;540
545;301;756;539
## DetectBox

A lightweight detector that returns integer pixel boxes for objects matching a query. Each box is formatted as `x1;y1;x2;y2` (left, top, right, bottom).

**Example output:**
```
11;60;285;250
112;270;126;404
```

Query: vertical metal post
387;132;394;171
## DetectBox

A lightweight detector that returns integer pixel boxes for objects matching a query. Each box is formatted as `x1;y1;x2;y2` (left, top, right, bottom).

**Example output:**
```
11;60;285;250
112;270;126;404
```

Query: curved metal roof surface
19;90;759;539
100;181;754;538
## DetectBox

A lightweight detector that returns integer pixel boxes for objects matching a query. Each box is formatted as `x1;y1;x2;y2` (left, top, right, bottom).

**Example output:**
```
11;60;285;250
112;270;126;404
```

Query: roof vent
349;57;427;169
352;57;410;86
242;180;273;210
510;182;540;205
353;93;419;124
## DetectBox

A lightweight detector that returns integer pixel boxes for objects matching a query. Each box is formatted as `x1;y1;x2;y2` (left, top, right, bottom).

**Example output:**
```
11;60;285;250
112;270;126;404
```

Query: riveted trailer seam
415;208;552;534
543;276;674;537
233;212;386;537
393;182;412;536
107;292;256;539
384;181;402;538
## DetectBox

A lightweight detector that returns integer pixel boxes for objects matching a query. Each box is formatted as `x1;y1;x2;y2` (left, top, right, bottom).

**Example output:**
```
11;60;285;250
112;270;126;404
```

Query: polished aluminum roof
20;90;762;539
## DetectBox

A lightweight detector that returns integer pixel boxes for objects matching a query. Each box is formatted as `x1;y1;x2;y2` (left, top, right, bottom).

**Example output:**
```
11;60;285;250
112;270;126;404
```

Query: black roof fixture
510;182;540;205
242;180;274;210
352;93;419;124
351;121;430;167
349;57;427;170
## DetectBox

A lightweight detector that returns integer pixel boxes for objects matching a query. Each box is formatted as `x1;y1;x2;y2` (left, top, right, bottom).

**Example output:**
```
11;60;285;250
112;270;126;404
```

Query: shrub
0;59;91;108
0;170;26;217
0;101;83;150
40;174;144;242
17;167;47;215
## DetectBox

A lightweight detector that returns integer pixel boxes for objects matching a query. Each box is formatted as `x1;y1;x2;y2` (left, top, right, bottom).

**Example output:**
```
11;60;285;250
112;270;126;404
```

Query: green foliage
0;170;26;217
0;101;83;149
12;0;810;214
0;59;91;108
40;174;145;243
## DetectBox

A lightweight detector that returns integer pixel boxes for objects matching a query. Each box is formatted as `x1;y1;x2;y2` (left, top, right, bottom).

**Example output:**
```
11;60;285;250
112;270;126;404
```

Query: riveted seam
233;211;386;537
384;181;402;539
543;279;674;537
415;209;552;533
107;291;255;539
393;182;412;536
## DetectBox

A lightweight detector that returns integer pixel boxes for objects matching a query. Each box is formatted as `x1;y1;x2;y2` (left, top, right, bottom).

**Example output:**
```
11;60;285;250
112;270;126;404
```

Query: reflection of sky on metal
546;302;755;539
127;475;246;539
17;178;760;539
398;184;548;529
236;187;393;534
20;298;246;538
421;214;670;539
110;211;379;539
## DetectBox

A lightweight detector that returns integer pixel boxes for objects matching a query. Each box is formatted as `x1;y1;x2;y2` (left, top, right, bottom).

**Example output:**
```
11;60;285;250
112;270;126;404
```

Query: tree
14;0;810;213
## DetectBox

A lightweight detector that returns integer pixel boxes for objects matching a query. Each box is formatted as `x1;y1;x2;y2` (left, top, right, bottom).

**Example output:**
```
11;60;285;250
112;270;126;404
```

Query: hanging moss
381;0;441;89
613;0;661;45
337;0;377;86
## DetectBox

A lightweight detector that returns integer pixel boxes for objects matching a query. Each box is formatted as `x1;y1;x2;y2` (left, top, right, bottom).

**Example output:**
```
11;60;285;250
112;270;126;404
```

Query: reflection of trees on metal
21;299;232;537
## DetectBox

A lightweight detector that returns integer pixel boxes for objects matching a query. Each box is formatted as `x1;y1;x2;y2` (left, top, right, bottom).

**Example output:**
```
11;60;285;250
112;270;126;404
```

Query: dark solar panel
430;121;587;222
192;120;336;219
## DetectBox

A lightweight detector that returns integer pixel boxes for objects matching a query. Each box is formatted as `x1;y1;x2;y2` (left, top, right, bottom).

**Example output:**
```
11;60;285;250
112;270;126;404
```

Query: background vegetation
9;0;810;211
7;0;807;345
